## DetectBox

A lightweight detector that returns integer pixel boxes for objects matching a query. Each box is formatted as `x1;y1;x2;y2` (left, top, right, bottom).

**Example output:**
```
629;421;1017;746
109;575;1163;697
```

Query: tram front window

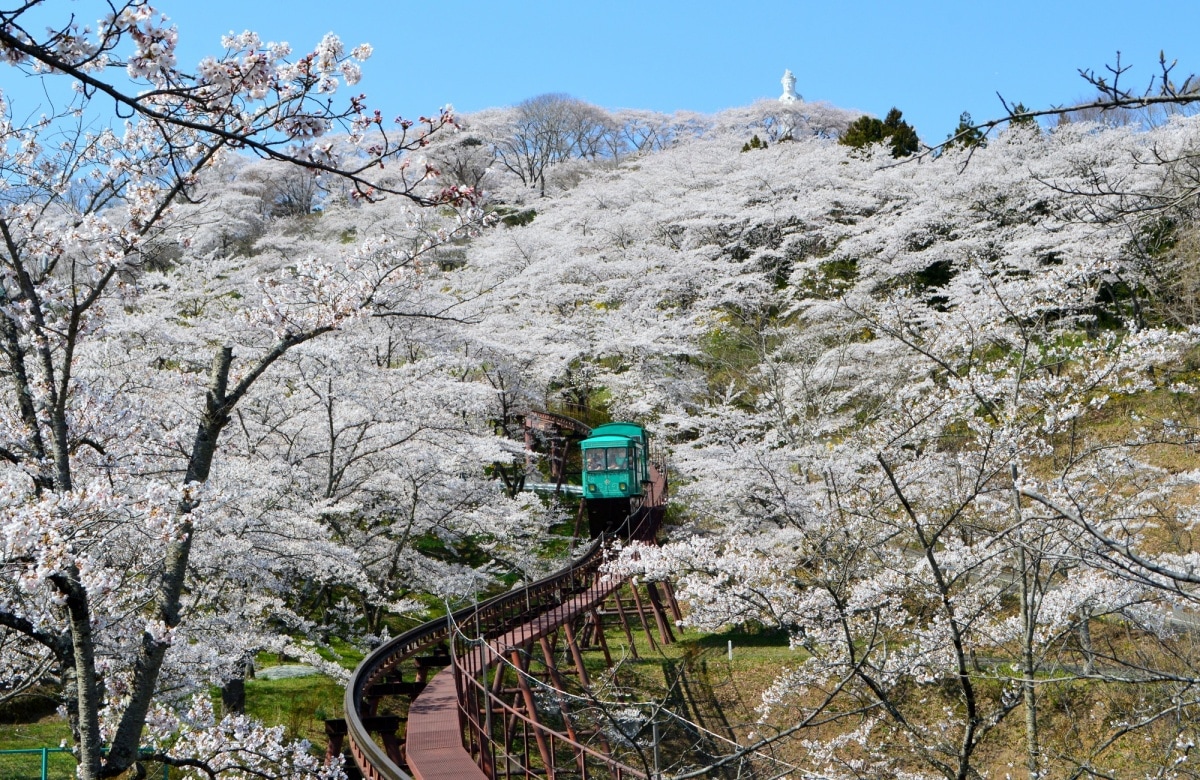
606;448;629;471
586;449;606;472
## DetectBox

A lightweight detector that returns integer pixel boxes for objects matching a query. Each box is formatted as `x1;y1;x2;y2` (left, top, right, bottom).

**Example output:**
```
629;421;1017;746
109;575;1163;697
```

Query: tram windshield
585;447;631;472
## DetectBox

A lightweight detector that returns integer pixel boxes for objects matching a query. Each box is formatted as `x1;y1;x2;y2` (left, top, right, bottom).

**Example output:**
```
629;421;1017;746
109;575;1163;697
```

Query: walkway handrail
524;410;592;436
455;641;650;779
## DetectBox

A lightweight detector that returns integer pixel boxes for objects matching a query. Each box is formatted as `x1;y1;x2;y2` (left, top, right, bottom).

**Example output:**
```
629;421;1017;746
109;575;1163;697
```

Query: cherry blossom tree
0;3;486;778
6;10;1198;776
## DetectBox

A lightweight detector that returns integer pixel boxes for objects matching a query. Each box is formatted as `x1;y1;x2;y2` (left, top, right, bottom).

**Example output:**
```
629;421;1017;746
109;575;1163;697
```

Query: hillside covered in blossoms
3;3;1200;777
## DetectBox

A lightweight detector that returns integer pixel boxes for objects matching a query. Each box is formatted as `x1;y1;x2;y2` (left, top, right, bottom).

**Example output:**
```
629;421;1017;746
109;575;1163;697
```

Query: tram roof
586;422;646;441
580;434;633;449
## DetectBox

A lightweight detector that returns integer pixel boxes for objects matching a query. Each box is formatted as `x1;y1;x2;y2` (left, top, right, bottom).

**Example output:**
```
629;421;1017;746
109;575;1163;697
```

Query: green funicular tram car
580;421;651;537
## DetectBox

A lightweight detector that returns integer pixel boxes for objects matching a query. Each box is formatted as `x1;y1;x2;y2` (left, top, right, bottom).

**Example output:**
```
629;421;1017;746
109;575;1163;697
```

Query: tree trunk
1012;466;1040;779
1078;610;1095;676
1019;544;1040;779
221;676;246;716
105;348;234;775
56;571;104;780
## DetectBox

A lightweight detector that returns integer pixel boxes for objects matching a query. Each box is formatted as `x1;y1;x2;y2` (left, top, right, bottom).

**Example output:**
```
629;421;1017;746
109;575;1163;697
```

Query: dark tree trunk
221;677;246;716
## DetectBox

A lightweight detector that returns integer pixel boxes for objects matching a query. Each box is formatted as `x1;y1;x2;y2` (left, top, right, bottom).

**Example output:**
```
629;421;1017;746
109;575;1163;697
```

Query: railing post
483;646;492;775
652;721;661;780
41;747;49;780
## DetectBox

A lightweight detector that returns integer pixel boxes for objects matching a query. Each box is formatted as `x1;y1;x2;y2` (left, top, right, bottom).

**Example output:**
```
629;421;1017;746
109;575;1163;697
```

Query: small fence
0;747;75;780
0;747;171;780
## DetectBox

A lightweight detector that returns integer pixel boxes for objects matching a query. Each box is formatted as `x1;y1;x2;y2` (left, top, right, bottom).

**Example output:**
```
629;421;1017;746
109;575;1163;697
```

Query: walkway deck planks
405;667;488;780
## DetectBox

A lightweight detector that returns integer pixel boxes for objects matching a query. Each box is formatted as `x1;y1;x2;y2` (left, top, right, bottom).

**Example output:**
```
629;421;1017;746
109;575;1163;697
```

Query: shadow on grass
683;625;790;649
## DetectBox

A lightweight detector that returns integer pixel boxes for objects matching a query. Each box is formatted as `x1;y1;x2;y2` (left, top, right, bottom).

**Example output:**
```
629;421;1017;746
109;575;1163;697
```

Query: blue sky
7;1;1200;141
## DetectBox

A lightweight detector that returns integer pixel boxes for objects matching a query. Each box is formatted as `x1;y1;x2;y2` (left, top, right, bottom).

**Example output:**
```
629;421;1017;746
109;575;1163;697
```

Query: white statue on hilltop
780;69;801;103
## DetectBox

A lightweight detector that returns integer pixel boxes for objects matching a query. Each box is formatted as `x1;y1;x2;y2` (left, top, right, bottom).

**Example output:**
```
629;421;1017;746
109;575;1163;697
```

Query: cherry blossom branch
1018;487;1200;589
897;51;1200;167
0;7;460;206
0;607;62;652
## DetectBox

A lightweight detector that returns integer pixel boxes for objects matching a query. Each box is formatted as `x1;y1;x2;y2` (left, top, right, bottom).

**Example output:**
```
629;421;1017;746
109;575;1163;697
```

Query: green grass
253;637;366;673
244;674;345;749
0;745;76;780
324;637;366;670
0;719;72;749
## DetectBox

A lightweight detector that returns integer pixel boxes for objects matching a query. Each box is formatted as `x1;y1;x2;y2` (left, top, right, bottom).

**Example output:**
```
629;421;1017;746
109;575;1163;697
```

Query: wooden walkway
405;570;629;778
405;667;487;780
492;574;625;654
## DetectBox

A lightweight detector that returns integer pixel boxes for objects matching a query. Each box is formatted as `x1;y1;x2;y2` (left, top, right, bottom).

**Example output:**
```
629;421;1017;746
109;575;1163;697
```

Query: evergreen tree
943;111;986;150
741;134;768;152
839;107;919;158
882;108;920;156
1008;102;1039;130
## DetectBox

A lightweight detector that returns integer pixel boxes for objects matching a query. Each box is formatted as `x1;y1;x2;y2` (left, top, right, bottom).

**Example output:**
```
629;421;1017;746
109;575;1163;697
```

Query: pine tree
943;111;986;150
882;108;920;156
741;134;768;152
839;107;919;158
1008;102;1038;130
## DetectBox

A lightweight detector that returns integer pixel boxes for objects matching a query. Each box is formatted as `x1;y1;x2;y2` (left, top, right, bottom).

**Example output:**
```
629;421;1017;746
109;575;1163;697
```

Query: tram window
585;449;606;471
607;448;629;471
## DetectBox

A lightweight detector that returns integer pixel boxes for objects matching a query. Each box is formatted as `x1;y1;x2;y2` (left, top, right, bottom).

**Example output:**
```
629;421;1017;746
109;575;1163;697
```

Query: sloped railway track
338;446;670;780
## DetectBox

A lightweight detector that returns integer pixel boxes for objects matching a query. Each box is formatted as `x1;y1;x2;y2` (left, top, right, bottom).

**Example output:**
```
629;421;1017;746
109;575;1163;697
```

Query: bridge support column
540;637;587;776
663;580;684;622
611;591;640;659
590;609;614;668
629;583;660;652
563;619;591;688
513;647;556;779
646;582;676;645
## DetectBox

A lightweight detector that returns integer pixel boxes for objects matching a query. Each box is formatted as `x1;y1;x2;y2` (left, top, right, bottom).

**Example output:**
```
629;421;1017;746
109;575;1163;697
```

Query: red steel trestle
343;462;669;780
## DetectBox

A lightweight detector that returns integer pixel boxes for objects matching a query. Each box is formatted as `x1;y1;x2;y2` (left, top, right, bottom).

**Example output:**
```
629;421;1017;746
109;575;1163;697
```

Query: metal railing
0;748;74;780
0;746;173;779
455;640;650;780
